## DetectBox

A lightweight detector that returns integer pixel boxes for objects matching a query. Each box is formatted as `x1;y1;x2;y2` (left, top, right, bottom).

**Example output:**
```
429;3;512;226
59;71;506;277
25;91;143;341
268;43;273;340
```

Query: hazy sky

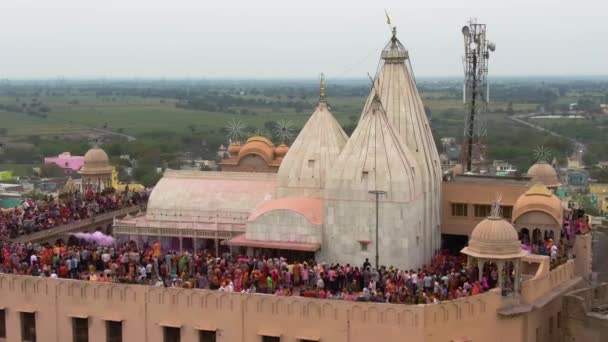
1;0;606;79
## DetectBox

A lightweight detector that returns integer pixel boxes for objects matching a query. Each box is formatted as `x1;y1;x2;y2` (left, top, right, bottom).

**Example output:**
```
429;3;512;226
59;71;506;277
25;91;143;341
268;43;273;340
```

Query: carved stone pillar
477;259;486;283
497;260;505;289
513;260;521;293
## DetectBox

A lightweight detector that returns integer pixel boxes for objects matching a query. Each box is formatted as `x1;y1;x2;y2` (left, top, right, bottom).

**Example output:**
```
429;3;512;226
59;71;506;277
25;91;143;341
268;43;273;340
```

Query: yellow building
112;167;145;192
589;183;608;214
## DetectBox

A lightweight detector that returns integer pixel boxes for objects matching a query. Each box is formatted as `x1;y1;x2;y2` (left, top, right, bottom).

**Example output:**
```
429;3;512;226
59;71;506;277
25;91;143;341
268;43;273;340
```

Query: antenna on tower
461;18;495;173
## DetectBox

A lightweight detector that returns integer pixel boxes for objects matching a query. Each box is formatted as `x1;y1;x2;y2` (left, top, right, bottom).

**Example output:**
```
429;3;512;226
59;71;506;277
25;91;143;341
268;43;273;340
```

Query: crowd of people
0;189;148;239
519;209;589;268
0;238;499;305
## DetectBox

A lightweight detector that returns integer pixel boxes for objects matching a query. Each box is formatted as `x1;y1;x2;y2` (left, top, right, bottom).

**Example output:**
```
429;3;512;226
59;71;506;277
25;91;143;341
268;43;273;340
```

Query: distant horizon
3;75;608;82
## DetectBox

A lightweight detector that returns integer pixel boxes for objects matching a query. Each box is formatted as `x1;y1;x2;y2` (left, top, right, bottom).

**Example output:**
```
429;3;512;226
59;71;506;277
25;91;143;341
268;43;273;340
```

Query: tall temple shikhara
361;27;443;260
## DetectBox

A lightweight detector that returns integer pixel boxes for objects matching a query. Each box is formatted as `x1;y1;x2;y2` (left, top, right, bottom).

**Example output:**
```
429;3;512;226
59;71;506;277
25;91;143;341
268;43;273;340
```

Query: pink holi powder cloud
73;231;114;246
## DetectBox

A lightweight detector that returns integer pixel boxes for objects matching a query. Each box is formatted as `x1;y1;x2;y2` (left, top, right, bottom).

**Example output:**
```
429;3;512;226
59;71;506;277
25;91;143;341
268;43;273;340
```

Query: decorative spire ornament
273;119;294;145
225;119;247;143
319;73;327;104
489;192;504;219
533;145;552;162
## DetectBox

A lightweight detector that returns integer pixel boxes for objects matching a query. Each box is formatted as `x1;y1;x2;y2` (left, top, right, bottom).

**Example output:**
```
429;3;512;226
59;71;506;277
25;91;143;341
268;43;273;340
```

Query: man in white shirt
30;254;38;265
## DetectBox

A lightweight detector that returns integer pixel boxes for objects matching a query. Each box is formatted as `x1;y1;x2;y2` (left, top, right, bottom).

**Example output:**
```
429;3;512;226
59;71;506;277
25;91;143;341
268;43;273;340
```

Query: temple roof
462;216;528;259
526;161;560;188
276;96;347;197
512;183;563;225
326;95;421;202
80;146;112;175
146;170;276;223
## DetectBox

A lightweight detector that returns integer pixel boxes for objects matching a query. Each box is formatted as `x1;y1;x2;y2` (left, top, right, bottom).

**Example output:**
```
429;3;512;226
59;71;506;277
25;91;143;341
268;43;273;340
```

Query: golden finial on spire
319;73;326;103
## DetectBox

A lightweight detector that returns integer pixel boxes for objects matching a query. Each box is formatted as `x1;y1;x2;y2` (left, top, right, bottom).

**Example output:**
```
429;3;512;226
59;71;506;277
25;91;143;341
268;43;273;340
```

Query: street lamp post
369;190;386;270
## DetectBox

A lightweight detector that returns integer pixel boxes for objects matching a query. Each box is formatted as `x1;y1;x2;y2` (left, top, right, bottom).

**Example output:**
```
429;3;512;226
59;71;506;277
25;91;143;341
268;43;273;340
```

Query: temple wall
562;284;608;342
523;296;566;342
422;290;532;342
441;179;528;236
0;274;592;342
321;197;425;269
246;210;321;244
573;233;593;281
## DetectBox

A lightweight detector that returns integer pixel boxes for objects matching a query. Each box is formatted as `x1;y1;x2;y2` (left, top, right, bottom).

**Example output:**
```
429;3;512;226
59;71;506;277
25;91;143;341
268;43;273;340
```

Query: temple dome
238;136;275;164
276;101;347;198
462;216;527;259
526;161;560;188
80;146;112;175
512;183;563;225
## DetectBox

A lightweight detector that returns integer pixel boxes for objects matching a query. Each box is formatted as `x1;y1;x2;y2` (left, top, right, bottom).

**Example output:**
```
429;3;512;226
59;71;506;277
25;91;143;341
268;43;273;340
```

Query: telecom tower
461;19;495;172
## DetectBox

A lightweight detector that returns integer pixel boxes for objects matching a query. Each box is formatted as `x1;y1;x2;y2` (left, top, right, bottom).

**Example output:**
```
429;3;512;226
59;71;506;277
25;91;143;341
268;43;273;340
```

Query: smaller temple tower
276;75;348;198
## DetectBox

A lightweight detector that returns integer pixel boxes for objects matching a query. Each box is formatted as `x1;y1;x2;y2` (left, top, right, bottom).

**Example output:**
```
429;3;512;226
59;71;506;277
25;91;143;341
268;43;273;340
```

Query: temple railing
11;204;146;244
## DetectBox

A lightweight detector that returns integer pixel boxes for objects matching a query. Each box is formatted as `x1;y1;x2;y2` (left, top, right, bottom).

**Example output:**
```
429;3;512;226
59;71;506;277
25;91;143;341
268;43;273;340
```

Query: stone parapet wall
0;274;526;342
521;260;577;304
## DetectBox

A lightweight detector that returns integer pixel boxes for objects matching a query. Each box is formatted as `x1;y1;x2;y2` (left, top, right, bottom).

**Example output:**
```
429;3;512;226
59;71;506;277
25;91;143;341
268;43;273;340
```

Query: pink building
44;152;85;175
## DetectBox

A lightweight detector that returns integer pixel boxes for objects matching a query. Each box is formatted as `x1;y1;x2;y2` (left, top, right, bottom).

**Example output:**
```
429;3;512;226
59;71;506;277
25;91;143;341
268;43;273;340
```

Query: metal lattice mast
461;19;495;172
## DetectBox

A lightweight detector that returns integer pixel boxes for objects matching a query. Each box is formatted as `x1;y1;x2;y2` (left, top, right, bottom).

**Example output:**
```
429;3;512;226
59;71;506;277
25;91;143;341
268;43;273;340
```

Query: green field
1;80;601;176
0;94;539;137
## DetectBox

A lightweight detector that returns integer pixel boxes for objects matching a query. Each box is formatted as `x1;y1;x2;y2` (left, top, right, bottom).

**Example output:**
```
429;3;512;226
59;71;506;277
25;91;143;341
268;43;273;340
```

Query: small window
0;309;5;338
557;311;561;329
451;203;468;217
362;171;369;179
164;327;180;342
72;318;89;342
106;321;122;342
262;336;280;342
308;160;315;168
199;330;216;342
474;204;492;218
359;241;368;252
502;206;513;219
21;312;36;342
549;317;553;334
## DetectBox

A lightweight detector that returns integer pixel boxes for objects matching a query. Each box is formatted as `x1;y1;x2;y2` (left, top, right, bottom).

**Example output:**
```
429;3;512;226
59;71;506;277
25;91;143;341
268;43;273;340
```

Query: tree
133;165;162;187
40;163;65;178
